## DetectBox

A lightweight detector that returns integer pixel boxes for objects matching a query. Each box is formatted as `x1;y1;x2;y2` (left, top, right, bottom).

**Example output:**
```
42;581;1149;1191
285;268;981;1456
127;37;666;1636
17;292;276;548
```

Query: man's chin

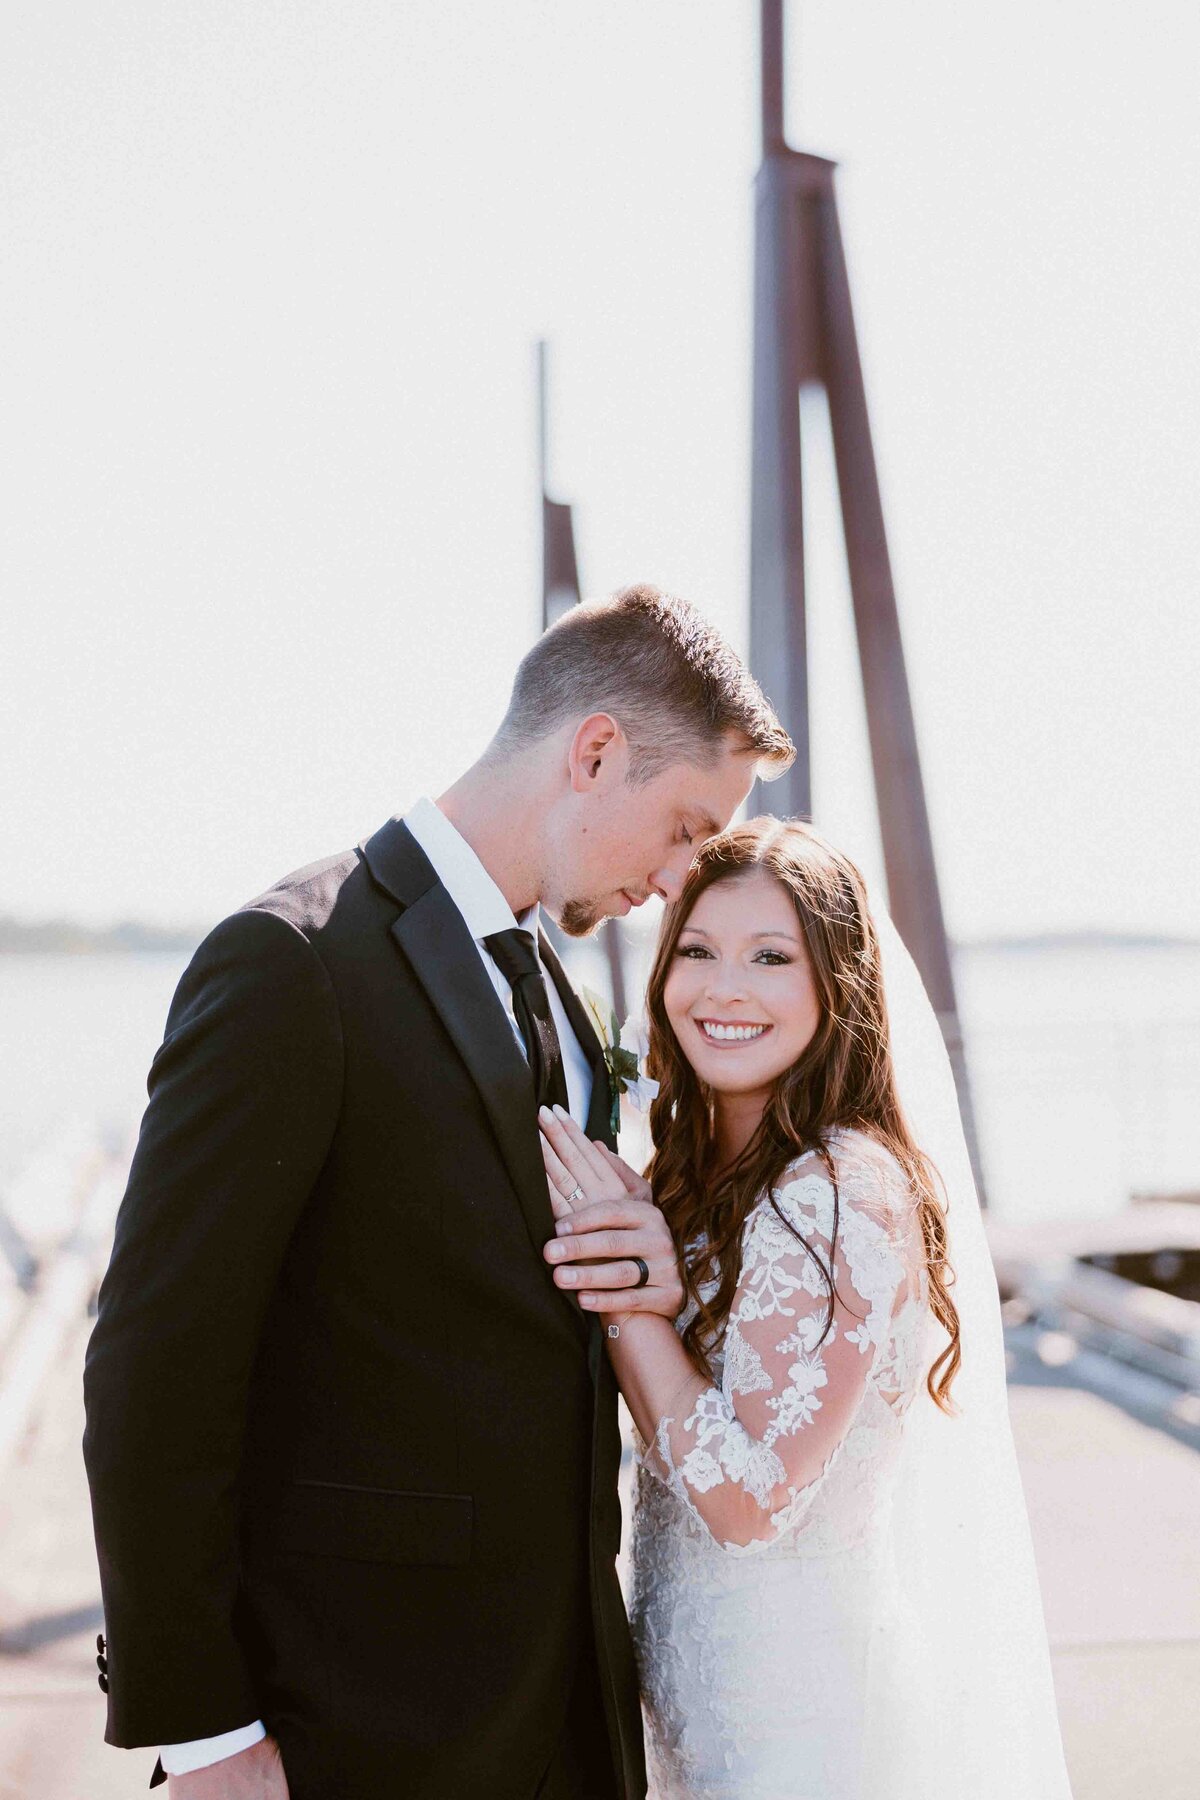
555;897;609;939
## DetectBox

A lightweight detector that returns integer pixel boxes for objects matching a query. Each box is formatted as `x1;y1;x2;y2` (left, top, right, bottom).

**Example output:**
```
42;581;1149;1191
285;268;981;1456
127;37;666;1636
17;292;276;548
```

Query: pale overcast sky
3;1;1198;938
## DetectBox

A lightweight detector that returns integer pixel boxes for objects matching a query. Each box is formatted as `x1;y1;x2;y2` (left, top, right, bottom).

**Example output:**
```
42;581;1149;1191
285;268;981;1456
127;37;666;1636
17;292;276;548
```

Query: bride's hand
538;1107;682;1320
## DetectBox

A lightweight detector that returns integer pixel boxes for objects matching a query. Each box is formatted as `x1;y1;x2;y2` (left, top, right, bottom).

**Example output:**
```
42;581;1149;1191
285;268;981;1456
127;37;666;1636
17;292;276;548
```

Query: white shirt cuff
158;1719;267;1774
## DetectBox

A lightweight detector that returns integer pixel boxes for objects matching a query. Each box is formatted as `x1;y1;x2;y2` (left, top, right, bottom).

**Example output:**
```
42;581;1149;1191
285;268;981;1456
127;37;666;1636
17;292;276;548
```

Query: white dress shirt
159;798;593;1777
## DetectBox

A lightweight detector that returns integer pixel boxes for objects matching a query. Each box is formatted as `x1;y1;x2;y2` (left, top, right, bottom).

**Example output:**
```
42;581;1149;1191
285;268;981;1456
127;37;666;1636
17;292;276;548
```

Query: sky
2;0;1198;939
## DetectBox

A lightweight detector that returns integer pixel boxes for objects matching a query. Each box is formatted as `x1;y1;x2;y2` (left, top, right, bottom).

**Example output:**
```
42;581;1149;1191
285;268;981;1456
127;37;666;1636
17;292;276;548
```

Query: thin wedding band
631;1256;650;1290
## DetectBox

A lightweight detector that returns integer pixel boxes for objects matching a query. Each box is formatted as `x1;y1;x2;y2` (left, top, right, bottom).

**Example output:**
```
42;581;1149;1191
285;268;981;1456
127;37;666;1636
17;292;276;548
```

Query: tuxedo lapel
361;820;557;1263
392;891;560;1259
538;931;618;1152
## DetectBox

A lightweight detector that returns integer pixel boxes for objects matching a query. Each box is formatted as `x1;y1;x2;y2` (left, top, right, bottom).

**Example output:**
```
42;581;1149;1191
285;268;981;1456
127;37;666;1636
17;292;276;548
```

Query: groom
82;582;793;1799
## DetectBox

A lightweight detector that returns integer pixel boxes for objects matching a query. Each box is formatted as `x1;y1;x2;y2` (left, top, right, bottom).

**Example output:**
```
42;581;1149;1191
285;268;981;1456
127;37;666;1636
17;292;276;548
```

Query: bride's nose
704;962;749;1005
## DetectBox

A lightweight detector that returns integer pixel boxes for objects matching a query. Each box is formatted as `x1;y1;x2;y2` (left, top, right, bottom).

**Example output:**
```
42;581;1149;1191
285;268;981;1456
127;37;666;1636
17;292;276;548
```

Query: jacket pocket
248;1479;474;1568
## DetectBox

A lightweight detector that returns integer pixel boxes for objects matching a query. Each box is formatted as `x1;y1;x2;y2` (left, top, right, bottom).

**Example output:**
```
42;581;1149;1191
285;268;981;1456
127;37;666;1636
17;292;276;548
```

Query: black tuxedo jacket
81;817;646;1799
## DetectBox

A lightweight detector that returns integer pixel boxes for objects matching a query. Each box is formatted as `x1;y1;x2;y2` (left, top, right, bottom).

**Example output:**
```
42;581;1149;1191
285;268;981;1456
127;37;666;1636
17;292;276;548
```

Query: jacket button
97;1672;109;1693
96;1653;107;1675
96;1633;106;1655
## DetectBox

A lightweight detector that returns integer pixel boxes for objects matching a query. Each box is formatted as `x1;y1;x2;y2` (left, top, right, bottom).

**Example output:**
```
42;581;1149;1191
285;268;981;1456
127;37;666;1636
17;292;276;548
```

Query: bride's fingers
594;1141;652;1202
541;1107;613;1183
539;1134;584;1215
540;1132;618;1223
538;1107;616;1198
545;1175;573;1221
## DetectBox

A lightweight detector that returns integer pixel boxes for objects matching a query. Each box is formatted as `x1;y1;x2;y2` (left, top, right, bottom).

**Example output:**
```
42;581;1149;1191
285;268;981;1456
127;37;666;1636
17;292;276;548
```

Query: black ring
631;1256;650;1290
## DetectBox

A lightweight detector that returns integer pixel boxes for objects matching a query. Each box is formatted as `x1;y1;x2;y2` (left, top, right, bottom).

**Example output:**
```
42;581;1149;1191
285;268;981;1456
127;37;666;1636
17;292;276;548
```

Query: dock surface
1;1313;1196;1798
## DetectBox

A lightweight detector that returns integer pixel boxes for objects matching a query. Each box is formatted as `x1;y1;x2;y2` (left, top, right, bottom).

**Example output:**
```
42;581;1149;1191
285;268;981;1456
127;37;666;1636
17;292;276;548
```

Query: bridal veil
869;896;1073;1797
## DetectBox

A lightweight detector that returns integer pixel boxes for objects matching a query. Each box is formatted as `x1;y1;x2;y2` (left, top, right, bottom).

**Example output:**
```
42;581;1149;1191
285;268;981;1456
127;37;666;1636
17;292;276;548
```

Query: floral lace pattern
629;1127;933;1797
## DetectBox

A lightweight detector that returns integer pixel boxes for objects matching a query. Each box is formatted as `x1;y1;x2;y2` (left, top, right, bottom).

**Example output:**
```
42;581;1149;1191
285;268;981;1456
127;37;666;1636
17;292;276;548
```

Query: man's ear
567;713;624;791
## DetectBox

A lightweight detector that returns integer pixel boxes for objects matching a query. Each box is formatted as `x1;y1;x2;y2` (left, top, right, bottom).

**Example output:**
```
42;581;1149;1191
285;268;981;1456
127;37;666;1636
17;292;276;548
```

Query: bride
539;816;1072;1799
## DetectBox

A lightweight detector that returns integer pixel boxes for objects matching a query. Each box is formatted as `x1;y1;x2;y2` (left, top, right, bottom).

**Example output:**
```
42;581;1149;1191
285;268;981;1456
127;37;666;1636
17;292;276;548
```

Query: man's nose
649;866;685;904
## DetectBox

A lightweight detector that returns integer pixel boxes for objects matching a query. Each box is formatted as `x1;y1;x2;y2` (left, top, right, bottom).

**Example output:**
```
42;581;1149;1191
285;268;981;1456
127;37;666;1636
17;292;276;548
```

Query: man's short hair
494;583;795;785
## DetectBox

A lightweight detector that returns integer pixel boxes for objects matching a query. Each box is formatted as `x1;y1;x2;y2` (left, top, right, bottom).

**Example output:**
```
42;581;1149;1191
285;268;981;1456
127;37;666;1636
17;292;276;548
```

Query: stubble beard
557;895;608;938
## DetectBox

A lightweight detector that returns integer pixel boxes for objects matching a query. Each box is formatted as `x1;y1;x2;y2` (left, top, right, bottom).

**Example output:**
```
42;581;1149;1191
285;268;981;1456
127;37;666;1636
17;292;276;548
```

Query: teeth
700;1021;769;1043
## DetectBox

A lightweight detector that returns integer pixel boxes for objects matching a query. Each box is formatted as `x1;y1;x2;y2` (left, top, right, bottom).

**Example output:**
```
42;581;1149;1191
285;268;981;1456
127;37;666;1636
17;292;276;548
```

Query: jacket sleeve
82;907;343;1747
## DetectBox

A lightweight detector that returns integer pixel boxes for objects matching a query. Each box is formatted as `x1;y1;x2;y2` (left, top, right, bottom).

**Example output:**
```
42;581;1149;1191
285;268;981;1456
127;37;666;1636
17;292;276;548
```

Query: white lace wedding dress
628;1126;934;1800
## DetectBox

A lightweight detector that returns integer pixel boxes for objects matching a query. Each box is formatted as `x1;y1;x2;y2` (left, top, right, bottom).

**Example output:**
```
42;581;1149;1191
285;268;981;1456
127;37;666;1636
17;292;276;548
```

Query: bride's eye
676;943;713;959
753;949;791;966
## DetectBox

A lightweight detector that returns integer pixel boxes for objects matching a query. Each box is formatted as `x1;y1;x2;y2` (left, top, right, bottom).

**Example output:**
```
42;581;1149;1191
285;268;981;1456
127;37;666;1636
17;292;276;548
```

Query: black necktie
483;928;571;1114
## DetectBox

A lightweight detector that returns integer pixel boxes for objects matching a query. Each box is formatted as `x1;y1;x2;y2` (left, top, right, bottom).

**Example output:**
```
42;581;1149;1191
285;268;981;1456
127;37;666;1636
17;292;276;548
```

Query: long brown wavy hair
645;816;961;1412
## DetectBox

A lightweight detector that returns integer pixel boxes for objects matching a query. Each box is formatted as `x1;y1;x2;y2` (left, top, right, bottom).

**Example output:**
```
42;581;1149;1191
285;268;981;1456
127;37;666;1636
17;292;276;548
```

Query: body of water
1;943;1197;1226
955;942;1200;1221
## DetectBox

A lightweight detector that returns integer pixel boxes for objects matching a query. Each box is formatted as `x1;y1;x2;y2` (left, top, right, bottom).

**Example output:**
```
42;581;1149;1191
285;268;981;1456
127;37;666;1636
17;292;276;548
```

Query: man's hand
168;1735;289;1799
538;1106;683;1320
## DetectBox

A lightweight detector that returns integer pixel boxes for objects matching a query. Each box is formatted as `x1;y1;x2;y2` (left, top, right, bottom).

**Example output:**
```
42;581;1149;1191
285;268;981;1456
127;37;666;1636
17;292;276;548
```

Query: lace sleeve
640;1139;917;1552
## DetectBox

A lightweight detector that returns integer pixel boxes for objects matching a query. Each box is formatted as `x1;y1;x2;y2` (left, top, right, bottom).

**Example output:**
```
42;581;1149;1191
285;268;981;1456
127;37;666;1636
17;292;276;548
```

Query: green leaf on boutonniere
606;1045;640;1089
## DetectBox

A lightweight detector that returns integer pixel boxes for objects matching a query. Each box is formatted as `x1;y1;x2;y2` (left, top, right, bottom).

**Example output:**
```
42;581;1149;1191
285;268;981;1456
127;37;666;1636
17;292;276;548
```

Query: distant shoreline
0;917;203;955
1;915;1196;958
958;930;1200;953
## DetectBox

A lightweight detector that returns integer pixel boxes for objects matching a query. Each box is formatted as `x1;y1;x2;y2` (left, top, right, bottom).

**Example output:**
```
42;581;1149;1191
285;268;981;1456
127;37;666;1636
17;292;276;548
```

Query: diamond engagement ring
567;1184;585;1207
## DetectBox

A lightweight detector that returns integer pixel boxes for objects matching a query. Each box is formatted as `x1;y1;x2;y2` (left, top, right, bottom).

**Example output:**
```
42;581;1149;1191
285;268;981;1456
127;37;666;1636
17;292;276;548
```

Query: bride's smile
695;1019;771;1043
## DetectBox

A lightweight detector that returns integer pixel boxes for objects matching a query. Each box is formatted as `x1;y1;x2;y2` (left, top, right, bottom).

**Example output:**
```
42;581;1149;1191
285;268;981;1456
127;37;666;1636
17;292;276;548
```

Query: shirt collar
401;796;541;946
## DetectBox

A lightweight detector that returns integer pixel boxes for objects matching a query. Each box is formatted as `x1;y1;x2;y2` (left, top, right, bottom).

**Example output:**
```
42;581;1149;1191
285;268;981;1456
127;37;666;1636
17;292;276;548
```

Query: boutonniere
580;986;661;1138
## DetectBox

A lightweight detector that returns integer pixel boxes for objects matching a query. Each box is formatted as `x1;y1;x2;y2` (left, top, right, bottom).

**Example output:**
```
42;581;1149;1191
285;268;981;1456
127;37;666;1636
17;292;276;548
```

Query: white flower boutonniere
580;985;661;1137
